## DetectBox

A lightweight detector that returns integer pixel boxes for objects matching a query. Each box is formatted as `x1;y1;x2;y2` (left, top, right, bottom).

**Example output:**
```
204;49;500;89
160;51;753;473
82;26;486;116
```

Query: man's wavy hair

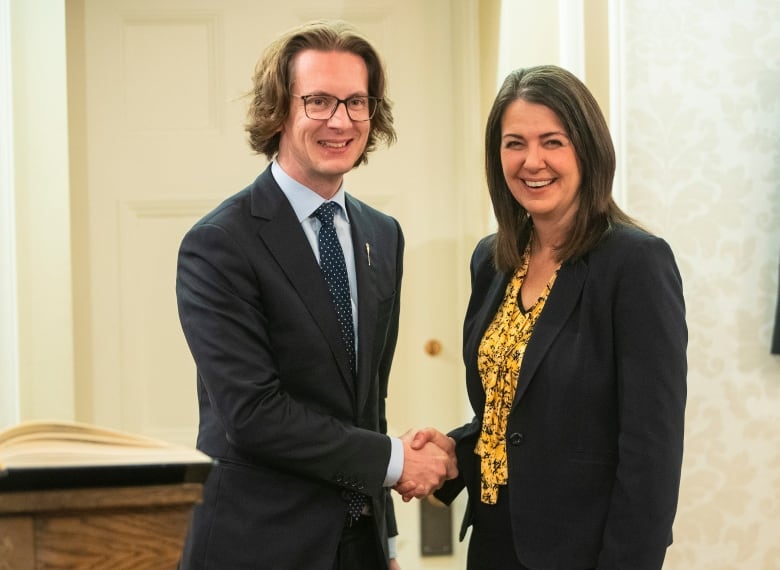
484;64;639;272
245;20;396;165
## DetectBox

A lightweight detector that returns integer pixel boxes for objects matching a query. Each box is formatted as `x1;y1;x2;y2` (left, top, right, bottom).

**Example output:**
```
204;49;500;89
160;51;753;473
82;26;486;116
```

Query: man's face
276;49;371;199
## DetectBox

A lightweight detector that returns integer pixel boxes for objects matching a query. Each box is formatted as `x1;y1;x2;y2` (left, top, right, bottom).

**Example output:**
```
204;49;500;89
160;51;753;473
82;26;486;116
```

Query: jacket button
508;432;525;446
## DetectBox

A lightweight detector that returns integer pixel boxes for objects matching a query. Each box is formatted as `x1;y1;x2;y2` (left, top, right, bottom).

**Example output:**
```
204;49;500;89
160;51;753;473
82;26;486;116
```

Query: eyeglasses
296;94;381;122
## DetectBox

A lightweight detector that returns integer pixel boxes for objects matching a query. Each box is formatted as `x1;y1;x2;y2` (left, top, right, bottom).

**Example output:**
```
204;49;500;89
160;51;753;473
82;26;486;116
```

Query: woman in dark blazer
431;65;687;570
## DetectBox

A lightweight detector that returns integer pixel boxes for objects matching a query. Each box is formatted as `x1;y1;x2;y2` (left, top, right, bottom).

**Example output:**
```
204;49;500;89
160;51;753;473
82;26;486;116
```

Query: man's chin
317;156;362;176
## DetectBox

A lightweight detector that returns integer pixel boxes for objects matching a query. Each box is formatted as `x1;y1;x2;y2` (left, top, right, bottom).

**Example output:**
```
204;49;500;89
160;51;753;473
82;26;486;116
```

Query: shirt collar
271;160;349;223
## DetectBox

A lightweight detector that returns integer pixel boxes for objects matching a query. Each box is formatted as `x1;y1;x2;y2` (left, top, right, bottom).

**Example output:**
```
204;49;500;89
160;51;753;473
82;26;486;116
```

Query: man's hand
393;427;457;502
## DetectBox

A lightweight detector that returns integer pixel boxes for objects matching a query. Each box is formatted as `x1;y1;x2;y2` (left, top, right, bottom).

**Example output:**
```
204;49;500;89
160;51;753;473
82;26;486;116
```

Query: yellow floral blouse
474;249;559;504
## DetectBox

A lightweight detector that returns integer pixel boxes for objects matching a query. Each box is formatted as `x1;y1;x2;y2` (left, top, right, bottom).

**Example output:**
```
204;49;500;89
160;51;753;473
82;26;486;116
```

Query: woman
432;65;687;569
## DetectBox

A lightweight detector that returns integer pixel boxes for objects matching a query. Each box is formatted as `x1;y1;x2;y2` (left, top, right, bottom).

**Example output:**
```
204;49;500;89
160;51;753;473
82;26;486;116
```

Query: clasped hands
393;427;457;502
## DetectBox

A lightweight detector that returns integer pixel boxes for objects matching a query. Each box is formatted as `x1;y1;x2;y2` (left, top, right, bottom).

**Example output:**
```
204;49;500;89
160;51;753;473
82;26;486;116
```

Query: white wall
2;0;75;427
496;0;561;82
618;1;780;567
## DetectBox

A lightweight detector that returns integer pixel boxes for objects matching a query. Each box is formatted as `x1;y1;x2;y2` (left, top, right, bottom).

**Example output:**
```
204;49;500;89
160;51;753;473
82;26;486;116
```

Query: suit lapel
346;196;378;414
466;273;511;370
513;257;588;406
250;168;357;398
463;267;511;416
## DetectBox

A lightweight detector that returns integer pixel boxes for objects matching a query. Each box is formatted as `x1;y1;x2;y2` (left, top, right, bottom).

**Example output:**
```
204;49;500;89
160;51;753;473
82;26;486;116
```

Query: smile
524;179;553;188
319;140;349;148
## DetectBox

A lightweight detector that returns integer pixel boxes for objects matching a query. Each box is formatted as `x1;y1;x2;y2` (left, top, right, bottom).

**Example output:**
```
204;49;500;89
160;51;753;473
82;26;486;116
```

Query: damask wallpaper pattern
620;1;780;568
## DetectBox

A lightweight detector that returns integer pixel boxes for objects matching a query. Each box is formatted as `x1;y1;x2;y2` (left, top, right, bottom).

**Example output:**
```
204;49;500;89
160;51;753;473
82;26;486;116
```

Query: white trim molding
608;0;627;207
9;0;75;421
0;0;20;428
558;0;586;80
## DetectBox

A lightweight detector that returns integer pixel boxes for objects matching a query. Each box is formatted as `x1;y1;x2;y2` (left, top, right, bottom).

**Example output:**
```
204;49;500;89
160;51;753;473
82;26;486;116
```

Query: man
176;20;456;570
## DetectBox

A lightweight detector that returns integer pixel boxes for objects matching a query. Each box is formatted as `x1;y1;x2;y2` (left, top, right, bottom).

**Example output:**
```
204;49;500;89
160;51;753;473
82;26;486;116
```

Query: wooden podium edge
0;482;204;515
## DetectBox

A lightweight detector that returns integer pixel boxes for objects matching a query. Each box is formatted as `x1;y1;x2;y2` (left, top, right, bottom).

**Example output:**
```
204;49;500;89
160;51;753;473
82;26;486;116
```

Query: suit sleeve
433;418;478;505
176;221;392;500
598;236;687;569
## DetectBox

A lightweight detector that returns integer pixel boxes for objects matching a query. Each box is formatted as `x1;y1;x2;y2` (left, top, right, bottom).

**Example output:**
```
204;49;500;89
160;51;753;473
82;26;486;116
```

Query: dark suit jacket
176;165;403;569
436;225;687;570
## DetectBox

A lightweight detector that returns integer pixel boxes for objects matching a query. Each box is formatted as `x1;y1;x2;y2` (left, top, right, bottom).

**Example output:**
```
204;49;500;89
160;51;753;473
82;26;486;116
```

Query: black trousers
333;515;385;570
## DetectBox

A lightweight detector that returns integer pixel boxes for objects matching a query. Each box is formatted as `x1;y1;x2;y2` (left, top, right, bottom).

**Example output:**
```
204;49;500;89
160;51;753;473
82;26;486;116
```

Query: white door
68;0;484;567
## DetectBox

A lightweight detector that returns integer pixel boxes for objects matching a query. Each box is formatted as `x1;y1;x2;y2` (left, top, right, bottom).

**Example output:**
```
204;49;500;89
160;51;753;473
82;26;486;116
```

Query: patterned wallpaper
621;1;780;568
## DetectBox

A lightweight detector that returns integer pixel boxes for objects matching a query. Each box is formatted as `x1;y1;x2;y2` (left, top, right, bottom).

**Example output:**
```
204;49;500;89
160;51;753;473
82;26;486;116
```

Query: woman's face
499;99;581;227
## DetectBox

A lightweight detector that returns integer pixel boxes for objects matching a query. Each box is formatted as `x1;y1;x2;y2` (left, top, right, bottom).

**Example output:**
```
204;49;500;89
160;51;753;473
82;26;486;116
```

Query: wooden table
0;483;202;569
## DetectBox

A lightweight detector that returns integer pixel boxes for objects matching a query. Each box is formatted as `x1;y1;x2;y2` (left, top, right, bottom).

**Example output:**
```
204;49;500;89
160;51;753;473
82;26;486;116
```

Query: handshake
393;428;458;502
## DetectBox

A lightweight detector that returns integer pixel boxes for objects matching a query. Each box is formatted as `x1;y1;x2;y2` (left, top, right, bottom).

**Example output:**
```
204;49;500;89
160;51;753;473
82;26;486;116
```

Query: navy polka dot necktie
313;202;365;524
312;201;356;377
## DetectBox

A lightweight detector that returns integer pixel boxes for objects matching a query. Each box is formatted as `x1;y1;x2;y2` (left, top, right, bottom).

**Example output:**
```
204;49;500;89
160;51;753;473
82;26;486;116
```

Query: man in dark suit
176;20;456;570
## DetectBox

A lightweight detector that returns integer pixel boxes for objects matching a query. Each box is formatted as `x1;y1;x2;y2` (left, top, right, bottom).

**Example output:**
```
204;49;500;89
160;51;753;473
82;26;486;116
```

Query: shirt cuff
384;436;403;487
388;535;397;560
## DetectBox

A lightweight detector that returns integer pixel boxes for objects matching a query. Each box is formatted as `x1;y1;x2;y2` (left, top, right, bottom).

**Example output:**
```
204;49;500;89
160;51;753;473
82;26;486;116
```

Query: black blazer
176;165;403;569
437;225;687;570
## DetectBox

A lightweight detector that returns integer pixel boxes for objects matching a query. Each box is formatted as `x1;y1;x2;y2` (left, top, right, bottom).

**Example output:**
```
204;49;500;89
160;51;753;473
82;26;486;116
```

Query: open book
0;420;213;492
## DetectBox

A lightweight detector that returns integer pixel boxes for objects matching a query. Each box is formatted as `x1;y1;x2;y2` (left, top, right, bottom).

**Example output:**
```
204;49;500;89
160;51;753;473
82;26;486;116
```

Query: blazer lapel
466;274;511;367
513;257;588;406
346;196;378;414
464;269;511;415
251;169;357;398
